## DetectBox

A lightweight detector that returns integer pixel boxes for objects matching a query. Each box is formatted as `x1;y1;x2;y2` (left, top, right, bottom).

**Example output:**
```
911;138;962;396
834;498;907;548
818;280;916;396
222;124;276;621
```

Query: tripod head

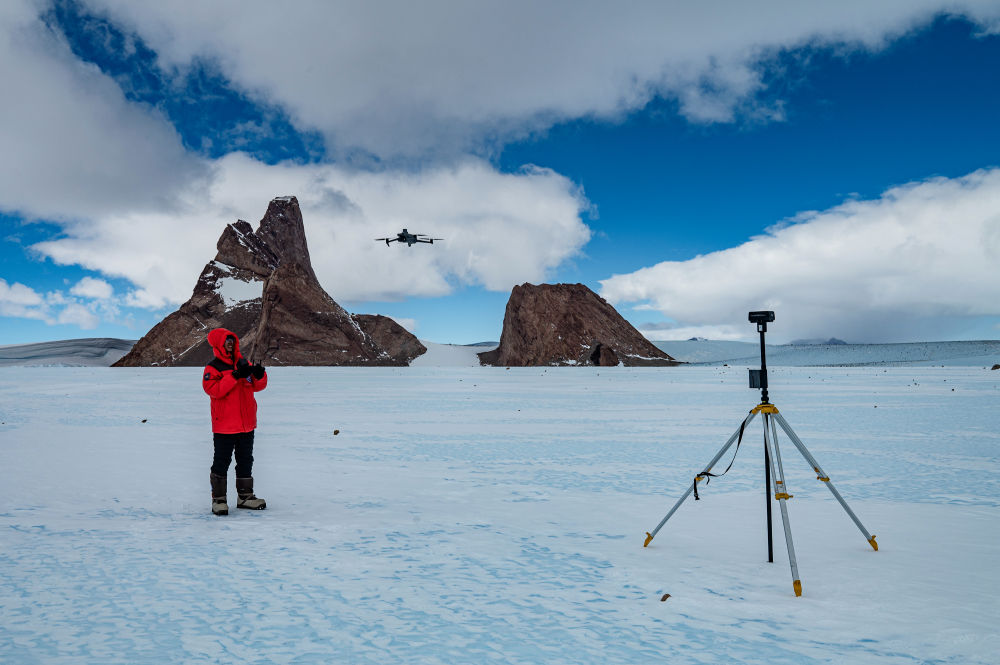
748;310;775;403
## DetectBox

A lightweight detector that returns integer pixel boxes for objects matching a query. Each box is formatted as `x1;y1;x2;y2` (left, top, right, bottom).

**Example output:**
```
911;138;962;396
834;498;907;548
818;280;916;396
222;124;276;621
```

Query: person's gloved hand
251;363;265;380
232;358;251;379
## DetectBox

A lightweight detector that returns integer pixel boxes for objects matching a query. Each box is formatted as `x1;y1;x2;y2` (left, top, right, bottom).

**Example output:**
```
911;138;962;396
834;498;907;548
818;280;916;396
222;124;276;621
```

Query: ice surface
411;341;497;367
1;364;998;663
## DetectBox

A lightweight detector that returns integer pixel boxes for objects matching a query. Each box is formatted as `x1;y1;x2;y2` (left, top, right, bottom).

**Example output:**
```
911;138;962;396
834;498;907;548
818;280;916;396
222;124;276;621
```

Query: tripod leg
765;414;802;596
765;440;773;563
771;413;878;552
644;411;759;547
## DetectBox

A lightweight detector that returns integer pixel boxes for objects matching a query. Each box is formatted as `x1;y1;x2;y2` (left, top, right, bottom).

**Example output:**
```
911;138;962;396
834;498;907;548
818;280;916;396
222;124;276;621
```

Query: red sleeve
251;371;268;392
203;366;237;398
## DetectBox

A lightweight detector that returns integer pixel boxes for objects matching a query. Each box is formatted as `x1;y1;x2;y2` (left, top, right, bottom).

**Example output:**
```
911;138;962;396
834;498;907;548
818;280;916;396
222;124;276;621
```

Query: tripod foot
644;532;653;548
793;580;802;597
868;535;878;551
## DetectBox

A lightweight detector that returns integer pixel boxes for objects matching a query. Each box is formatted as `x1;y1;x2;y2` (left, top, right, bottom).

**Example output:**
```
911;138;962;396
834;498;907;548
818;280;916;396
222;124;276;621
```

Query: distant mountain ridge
3;338;997;368
653;339;1000;367
789;338;848;345
0;338;135;367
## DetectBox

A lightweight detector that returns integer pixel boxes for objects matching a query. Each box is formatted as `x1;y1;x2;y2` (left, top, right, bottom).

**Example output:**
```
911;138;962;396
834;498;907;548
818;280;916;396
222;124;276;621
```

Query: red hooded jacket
202;328;267;434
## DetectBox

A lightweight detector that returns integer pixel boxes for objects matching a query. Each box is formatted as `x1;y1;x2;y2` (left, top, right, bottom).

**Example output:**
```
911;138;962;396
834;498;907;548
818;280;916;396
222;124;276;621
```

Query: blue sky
2;1;1000;345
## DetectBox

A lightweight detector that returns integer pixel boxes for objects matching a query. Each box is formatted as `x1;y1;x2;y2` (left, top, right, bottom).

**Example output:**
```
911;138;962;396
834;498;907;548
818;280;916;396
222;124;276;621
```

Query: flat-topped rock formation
478;282;679;367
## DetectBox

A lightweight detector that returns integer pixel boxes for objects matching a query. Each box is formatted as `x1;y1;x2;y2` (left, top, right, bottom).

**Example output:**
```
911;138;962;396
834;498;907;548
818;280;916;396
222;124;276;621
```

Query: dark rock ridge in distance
114;196;425;367
790;338;848;346
478;282;679;367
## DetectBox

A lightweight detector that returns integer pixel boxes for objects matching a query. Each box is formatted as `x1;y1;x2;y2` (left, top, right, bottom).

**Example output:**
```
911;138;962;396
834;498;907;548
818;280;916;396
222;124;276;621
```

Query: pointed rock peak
215;219;279;278
255;195;316;280
114;196;425;367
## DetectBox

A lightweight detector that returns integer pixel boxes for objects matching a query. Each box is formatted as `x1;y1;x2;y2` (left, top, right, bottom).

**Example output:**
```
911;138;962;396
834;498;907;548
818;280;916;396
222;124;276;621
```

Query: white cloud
0;2;590;309
84;0;1000;159
0;278;46;319
601;169;1000;342
70;277;114;300
32;153;592;307
0;1;204;222
3;0;1000;339
56;303;100;329
0;278;106;329
0;278;44;306
638;322;749;342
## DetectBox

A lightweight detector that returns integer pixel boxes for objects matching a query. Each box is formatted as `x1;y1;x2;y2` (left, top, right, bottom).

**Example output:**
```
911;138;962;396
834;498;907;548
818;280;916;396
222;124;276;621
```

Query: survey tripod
643;311;878;596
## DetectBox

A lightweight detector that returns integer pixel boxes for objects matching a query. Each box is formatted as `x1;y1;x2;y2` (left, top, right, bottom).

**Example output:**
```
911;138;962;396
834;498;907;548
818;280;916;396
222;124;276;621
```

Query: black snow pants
211;430;255;478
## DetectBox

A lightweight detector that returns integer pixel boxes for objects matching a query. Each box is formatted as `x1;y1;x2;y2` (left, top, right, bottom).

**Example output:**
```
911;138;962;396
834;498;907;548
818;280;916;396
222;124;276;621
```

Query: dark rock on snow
114;196;425;367
478;283;679;367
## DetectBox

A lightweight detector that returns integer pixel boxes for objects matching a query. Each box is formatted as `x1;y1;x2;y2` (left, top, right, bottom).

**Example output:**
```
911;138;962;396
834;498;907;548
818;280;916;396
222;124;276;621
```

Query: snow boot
210;472;228;516
236;477;266;510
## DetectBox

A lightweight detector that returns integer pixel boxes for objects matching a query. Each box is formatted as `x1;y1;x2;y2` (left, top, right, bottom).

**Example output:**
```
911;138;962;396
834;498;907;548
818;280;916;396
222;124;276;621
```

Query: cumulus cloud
84;0;1000;159
0;1;589;309
0;1;204;222
56;303;100;329
637;322;750;342
33;153;592;307
601;169;1000;342
0;278;46;319
0;277;105;329
70;276;114;300
4;0;1000;338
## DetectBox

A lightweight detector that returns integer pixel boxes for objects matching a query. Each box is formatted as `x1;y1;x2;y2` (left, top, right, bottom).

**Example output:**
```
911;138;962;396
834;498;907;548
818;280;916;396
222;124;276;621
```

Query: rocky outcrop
478;283;679;367
353;314;427;365
114;196;425;367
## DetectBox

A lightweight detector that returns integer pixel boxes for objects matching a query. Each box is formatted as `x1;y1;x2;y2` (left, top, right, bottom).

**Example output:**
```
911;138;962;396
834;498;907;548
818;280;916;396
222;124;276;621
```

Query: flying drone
375;228;443;247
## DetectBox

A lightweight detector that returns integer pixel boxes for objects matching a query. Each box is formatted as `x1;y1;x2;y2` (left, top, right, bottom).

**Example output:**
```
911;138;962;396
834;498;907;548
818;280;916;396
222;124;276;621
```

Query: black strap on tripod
694;410;752;500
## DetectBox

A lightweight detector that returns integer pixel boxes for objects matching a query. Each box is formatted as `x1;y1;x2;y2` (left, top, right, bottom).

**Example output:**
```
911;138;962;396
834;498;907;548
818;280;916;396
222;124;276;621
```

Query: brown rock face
353;314;427;365
114;196;425;367
478;283;679;367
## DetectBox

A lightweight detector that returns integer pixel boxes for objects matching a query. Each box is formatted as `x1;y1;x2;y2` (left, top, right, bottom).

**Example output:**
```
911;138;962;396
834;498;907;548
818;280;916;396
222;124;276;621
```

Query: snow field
0;365;998;663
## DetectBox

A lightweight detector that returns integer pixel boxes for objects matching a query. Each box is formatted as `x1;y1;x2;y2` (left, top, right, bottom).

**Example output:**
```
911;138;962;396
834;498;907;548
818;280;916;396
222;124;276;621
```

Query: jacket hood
207;327;244;364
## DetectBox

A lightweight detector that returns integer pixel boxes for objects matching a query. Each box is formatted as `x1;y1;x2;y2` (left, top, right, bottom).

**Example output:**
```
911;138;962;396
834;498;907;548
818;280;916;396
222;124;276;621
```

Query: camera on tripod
748;310;774;328
643;306;880;596
747;311;774;392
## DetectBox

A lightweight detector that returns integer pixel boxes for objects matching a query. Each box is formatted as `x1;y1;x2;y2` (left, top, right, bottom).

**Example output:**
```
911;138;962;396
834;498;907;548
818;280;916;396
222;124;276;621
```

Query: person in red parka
203;327;268;515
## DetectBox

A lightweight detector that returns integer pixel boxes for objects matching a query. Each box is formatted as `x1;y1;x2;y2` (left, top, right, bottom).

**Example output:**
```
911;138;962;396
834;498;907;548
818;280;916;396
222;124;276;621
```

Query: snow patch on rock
216;276;262;307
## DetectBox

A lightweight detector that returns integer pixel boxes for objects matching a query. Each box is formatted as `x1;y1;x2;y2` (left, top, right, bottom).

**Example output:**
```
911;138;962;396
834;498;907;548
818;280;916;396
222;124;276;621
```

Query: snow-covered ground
1;362;998;663
410;341;496;367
